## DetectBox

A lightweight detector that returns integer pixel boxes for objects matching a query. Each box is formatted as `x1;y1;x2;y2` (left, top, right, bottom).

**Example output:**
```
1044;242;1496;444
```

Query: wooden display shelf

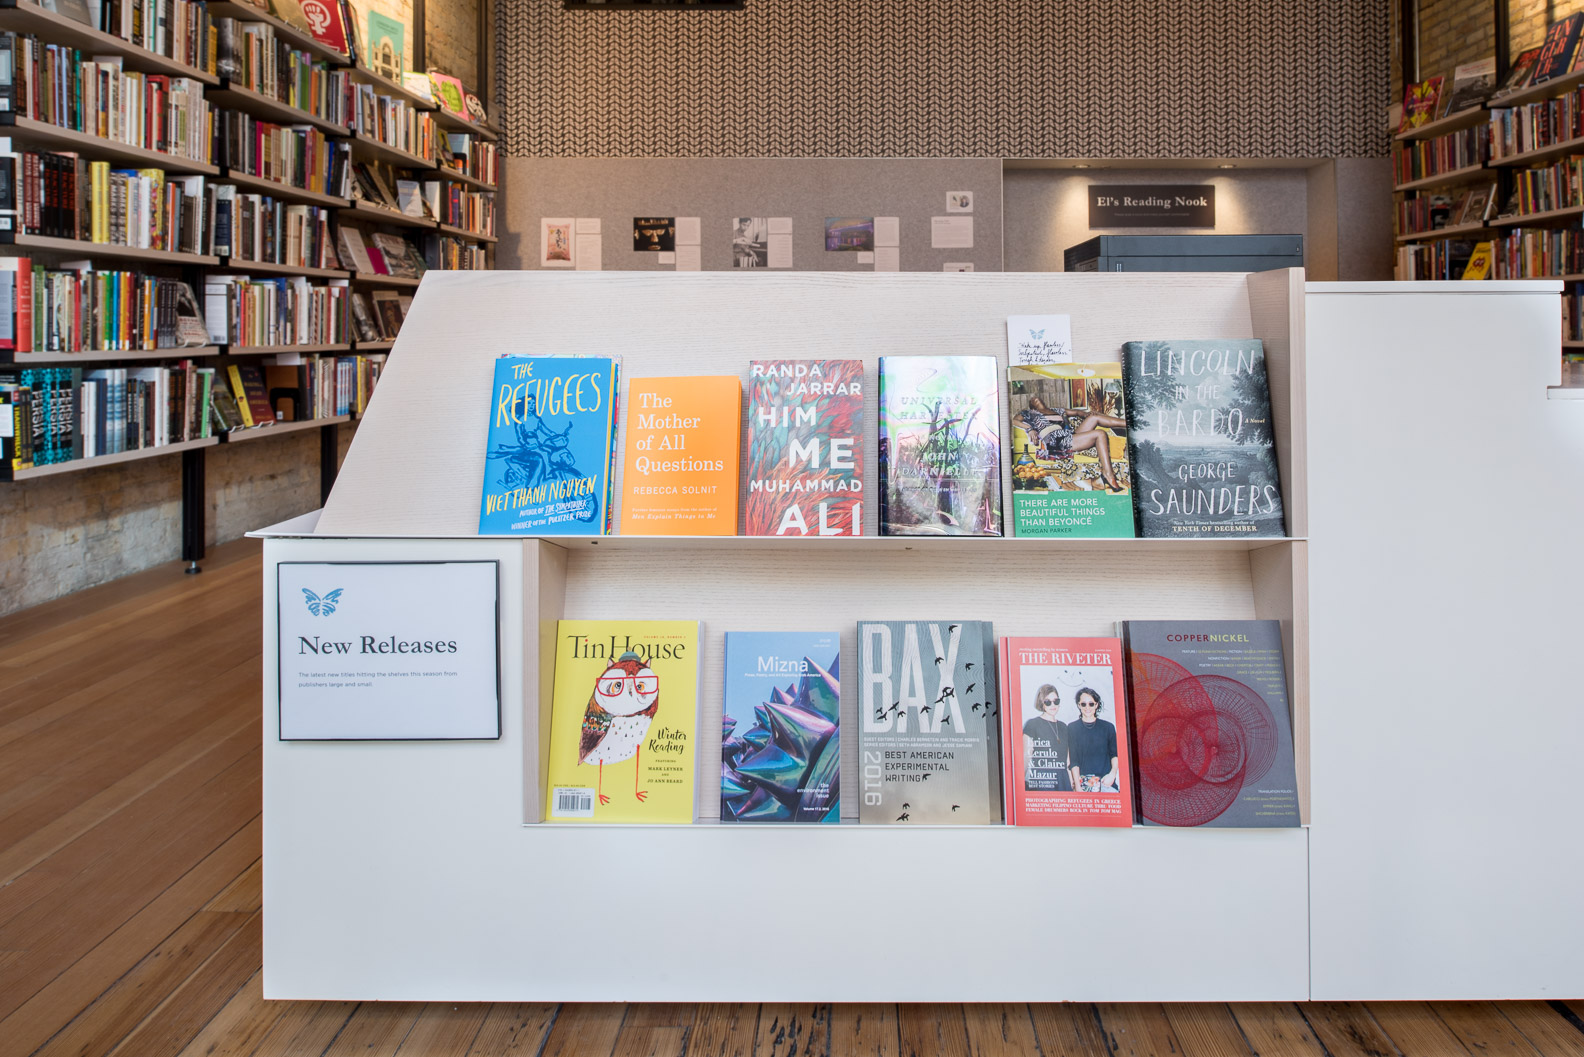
219;414;351;443
2;435;217;481
1394;105;1488;142
350;272;422;287
437;223;498;244
1392;163;1488;192
1395;221;1491;244
348;64;438;111
433;108;499;141
0;114;218;174
524;535;1305;554
433;166;497;192
1488;134;1584;167
222;343;353;355
205;0;351;66
218;259;350;279
349;132;436;170
0;0;218;83
217;169;351;209
0;232;220;264
1491;203;1584;227
344;200;438;229
353;339;395;351
1488;67;1584;109
209;82;352;138
1562;339;1584;348
0;345;220;364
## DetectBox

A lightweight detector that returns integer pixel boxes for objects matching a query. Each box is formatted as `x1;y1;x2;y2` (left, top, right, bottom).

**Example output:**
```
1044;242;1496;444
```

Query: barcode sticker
551;786;596;818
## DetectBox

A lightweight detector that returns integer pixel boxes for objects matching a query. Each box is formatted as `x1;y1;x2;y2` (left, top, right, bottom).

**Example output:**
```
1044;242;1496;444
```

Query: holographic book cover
857;620;1001;824
721;631;841;823
744;359;864;536
1121;620;1300;828
478;356;617;535
877;356;1003;536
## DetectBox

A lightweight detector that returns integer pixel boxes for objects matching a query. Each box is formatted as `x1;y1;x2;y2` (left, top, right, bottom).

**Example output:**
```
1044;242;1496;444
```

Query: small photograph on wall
633;217;677;252
542;218;576;268
732;218;769;268
366;11;406;80
825;217;874;252
947;191;974;213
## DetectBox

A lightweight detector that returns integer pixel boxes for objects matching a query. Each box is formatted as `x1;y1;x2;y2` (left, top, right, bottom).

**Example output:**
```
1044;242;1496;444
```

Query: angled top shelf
0;0;218;83
205;0;351;66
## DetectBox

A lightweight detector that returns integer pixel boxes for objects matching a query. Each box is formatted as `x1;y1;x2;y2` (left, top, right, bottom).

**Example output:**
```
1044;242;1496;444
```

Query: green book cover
1008;362;1134;538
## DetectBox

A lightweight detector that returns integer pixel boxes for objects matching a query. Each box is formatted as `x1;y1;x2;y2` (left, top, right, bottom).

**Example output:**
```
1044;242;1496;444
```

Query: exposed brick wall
426;0;481;90
348;0;417;77
1392;0;1584;102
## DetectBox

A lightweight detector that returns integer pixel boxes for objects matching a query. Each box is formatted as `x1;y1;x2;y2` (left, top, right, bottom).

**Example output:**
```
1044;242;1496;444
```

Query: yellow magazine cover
544;620;699;823
1462;241;1493;280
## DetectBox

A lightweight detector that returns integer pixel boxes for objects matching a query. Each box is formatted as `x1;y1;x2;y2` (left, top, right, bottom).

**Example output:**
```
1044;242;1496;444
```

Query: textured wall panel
497;0;1391;159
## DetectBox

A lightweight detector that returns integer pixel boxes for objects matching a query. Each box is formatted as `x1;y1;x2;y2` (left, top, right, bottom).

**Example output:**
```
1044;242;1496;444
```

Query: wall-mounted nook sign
1089;185;1215;228
277;561;501;741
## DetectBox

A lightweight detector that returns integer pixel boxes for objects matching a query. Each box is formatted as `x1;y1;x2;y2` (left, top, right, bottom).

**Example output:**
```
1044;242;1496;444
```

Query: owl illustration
579;650;660;805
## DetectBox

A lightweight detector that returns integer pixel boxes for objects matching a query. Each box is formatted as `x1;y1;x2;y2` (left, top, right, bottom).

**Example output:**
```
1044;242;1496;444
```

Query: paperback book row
348;157;494;234
479;337;1286;540
201;273;349;347
0;259;209;353
350;82;436;162
542;619;1300;831
0;149;209;249
213;110;350;197
440;134;497;186
8;0;217;74
432;235;486;270
214;19;352;127
0;351;385;469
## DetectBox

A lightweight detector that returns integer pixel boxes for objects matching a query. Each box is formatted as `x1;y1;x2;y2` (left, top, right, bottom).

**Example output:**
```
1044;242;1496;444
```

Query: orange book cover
619;375;742;535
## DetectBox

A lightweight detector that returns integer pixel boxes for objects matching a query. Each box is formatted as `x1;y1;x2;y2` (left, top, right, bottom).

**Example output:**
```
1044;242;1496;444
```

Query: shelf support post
181;446;205;574
321;422;340;506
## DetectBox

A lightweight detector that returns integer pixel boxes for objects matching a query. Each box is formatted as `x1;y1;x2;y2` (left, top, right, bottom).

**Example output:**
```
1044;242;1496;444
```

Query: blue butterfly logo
1029;328;1045;340
303;588;344;616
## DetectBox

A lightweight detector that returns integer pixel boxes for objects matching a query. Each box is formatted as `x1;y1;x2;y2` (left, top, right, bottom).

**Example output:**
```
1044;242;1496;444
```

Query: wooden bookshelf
0;346;221;364
219;415;352;443
1487;134;1584;168
353;340;395;351
1395;221;1491;244
0;232;220;265
348;64;439;112
344;200;439;229
2;435;218;482
0;115;219;175
437;224;498;244
218;169;351;209
1488;68;1584;109
205;0;352;66
218;259;351;280
433;109;498;141
350;132;436;170
209;82;352;138
222;343;354;355
1394;106;1488;142
434;167;497;192
1392;163;1488;193
1491;203;1584;227
350;273;422;287
0;0;219;83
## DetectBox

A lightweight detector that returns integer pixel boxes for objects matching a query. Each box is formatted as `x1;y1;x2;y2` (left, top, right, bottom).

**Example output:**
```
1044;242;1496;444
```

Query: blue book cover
721;631;841;823
478;355;618;534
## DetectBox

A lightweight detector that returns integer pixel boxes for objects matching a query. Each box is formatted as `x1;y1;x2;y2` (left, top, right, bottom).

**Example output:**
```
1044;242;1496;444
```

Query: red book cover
744;359;864;536
298;0;349;55
999;636;1133;827
1398;76;1445;133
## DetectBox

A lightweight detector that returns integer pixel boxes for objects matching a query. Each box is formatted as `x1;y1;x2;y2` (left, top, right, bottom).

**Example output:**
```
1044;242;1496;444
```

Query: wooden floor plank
1028;1004;1110;1057
1499;1003;1584;1057
169;972;283;1057
106;910;264;1057
29;910;253;1057
392;1003;491;1056
540;1003;626;1057
614;1025;688;1057
688;1004;759;1057
1228;1003;1328;1057
0;817;261;1057
756;1004;832;1057
1431;1001;1545;1057
896;1005;969;1057
204;860;262;914
464;1003;558;1057
1366;1003;1472;1057
321;1002;427;1057
962;1003;1040;1057
829;1004;898;1057
250;999;360;1057
1165;1003;1255;1057
1096;1003;1187;1057
1299;1003;1403;1057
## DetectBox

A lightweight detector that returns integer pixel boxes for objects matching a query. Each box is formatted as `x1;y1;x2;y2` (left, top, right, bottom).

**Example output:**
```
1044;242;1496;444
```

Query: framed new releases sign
1089;186;1215;228
276;561;501;741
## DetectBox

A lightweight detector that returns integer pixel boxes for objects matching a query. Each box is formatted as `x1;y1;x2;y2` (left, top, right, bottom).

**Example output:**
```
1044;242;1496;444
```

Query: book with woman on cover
1008;362;1133;537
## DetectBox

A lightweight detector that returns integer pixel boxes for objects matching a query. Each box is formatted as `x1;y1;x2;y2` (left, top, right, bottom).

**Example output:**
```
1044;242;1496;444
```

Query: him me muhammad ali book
721;631;841;822
1120;340;1284;538
857;620;1001;824
1121;619;1300;828
545;620;699;824
998;636;1133;827
478;355;619;535
744;359;863;536
877;356;1002;536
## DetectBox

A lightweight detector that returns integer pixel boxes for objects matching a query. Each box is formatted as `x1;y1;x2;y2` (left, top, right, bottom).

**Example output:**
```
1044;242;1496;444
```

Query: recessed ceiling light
1218;164;1237;169
1074;163;1091;169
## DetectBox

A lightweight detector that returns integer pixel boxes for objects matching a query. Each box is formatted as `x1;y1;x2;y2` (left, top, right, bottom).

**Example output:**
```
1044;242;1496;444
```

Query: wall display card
1008;362;1134;538
767;217;793;234
825;217;874;251
675;216;701;245
574;234;603;270
767;233;793;268
873;217;900;247
620;375;742;535
947;191;974;213
732;217;769;268
874;247;900;271
931;216;973;248
1006;314;1074;365
277;561;500;741
944;262;974;272
999;636;1133;826
745;358;864;536
722;630;841;823
575;217;602;234
855;251;875;264
1089;186;1215;228
675;245;702;270
1121;619;1300;828
857;619;1001;824
633;217;676;251
541;218;575;268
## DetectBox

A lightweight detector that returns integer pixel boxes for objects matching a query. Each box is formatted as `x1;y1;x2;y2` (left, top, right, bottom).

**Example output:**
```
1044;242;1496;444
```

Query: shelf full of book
0;0;218;83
